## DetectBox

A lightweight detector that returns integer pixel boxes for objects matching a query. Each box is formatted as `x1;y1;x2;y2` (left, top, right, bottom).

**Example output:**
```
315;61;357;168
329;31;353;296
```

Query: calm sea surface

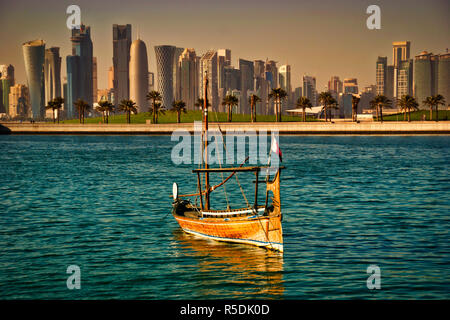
0;135;449;299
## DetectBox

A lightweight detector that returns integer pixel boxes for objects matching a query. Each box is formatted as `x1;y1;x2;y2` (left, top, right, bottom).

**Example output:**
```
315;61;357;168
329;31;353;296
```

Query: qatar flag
271;137;282;162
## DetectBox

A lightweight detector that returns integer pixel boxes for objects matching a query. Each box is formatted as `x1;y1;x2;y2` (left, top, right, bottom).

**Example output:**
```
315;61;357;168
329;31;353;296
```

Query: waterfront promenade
1;121;449;135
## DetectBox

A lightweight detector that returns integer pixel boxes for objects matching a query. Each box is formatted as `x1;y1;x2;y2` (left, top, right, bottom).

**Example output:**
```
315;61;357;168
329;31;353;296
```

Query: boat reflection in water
172;229;284;299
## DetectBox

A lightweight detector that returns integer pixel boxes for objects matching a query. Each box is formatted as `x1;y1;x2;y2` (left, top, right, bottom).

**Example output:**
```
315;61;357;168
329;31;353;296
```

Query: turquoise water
0;135;449;299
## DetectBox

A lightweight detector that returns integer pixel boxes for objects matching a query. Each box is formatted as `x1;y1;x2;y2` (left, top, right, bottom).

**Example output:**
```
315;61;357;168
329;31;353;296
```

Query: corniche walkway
1;121;449;135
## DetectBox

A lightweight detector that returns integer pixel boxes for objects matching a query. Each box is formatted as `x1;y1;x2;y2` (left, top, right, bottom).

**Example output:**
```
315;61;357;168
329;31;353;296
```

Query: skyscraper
129;39;149;113
0;65;14;114
23;40;45;119
437;53;450;104
265;60;278;89
44;47;61;117
414;51;438;107
397;60;413;98
179;48;198;110
239;58;254;114
92;57;97;103
8;84;29;118
328;76;343;98
113;24;132;106
154;45;176;108
173;47;184;100
303;75;317;106
343;78;358;94
278;65;292;110
376;57;387;96
200;50;219;110
393;41;411;68
67;24;93;118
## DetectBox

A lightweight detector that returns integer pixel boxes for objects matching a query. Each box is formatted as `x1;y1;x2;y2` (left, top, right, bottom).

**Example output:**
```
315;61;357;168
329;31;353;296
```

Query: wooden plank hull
173;213;283;252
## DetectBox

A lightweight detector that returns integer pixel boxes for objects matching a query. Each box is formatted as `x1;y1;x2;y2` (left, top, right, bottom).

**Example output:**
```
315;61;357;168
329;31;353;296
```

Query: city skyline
0;0;448;92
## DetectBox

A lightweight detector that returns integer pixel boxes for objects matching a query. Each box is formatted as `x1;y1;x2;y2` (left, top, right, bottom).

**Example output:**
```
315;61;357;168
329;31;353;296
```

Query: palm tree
74;99;90;124
296;96;312;122
397;95;419;122
148;102;165;124
430;94;446;122
318;92;338;122
268;88;288;122
118;99;138;124
423;96;435;121
146;91;162;124
96;100;115;124
222;94;239;122
369;95;391;122
171;100;187;123
45;101;56;123
51;97;64;123
351;95;360;122
248;94;261;123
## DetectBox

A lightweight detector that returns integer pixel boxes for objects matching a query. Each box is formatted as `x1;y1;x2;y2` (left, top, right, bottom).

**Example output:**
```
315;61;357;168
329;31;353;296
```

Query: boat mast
203;71;210;210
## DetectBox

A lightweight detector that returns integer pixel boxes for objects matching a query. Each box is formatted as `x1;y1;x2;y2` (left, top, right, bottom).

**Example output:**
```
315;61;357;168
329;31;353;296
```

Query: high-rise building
113;24;132;106
437;53;450;104
376;57;388;96
92;57;98;103
414;51;438;107
278;65;292;111
108;66;114;90
148;72;155;92
343;78;359;94
328;76;343;98
8;84;29;118
23;40;46;119
397;59;413;98
265;60;278;89
155;45;176;108
0;64;15;85
0;64;15;114
44;47;61;117
179;48;199;110
217;49;231;65
303;75;317;106
66;24;93;118
393;41;411;68
173;47;184;100
129;39;149;113
239;58;254;114
200;50;219;110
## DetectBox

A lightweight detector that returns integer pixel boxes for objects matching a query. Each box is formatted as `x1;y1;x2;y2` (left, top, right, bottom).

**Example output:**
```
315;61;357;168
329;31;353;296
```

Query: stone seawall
1;122;449;135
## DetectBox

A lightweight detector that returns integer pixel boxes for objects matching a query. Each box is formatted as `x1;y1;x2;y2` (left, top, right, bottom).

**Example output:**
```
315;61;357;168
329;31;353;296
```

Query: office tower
239;58;254;114
414;51;439;107
92;57;97;103
108;66;114;90
179;48;199;110
224;66;241;92
376;56;388;96
8;84;29;118
113;24;132;105
278;65;292;111
303;75;317;106
44;47;62;118
66;24;93;118
293;87;302;103
0;64;15;85
199;50;219;110
265;60;278;89
397;59;413;97
23;40;46;119
343;78;358;94
386;65;395;99
155;45;176;108
393;41;411;68
254;60;265;78
437;53;449;104
129;39;149;113
173;47;184;100
217;49;231;65
328;76;343;97
148;72;155;92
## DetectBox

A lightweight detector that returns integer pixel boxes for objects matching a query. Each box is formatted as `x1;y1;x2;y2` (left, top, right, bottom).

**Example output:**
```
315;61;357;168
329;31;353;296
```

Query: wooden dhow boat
171;73;285;253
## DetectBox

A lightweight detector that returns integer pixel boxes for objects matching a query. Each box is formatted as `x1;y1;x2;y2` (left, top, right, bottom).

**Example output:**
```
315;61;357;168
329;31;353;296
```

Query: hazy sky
0;0;448;91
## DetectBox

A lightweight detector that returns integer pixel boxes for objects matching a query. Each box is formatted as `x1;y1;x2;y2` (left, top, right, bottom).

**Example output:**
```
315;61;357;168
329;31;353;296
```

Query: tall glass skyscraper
129;39;149;113
113;24;132;106
179;48;198;110
44;47;62;114
437;53;450;104
67;24;93;118
414;51;438;107
200;51;219;111
154;45;176;109
22;40;46;119
239;58;254;114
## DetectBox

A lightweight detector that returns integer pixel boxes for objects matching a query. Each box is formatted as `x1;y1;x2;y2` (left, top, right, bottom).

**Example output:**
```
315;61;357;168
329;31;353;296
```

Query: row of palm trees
45;89;446;124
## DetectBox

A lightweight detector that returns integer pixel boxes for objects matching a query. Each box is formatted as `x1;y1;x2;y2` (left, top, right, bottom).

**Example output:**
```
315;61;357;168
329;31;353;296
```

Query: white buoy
172;182;178;200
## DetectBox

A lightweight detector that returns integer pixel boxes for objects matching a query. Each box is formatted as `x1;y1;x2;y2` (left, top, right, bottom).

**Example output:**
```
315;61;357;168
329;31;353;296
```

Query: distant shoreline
1;121;450;135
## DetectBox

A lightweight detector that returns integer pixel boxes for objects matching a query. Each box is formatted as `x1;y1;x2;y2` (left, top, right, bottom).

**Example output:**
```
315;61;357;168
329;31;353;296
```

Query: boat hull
173;213;283;252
